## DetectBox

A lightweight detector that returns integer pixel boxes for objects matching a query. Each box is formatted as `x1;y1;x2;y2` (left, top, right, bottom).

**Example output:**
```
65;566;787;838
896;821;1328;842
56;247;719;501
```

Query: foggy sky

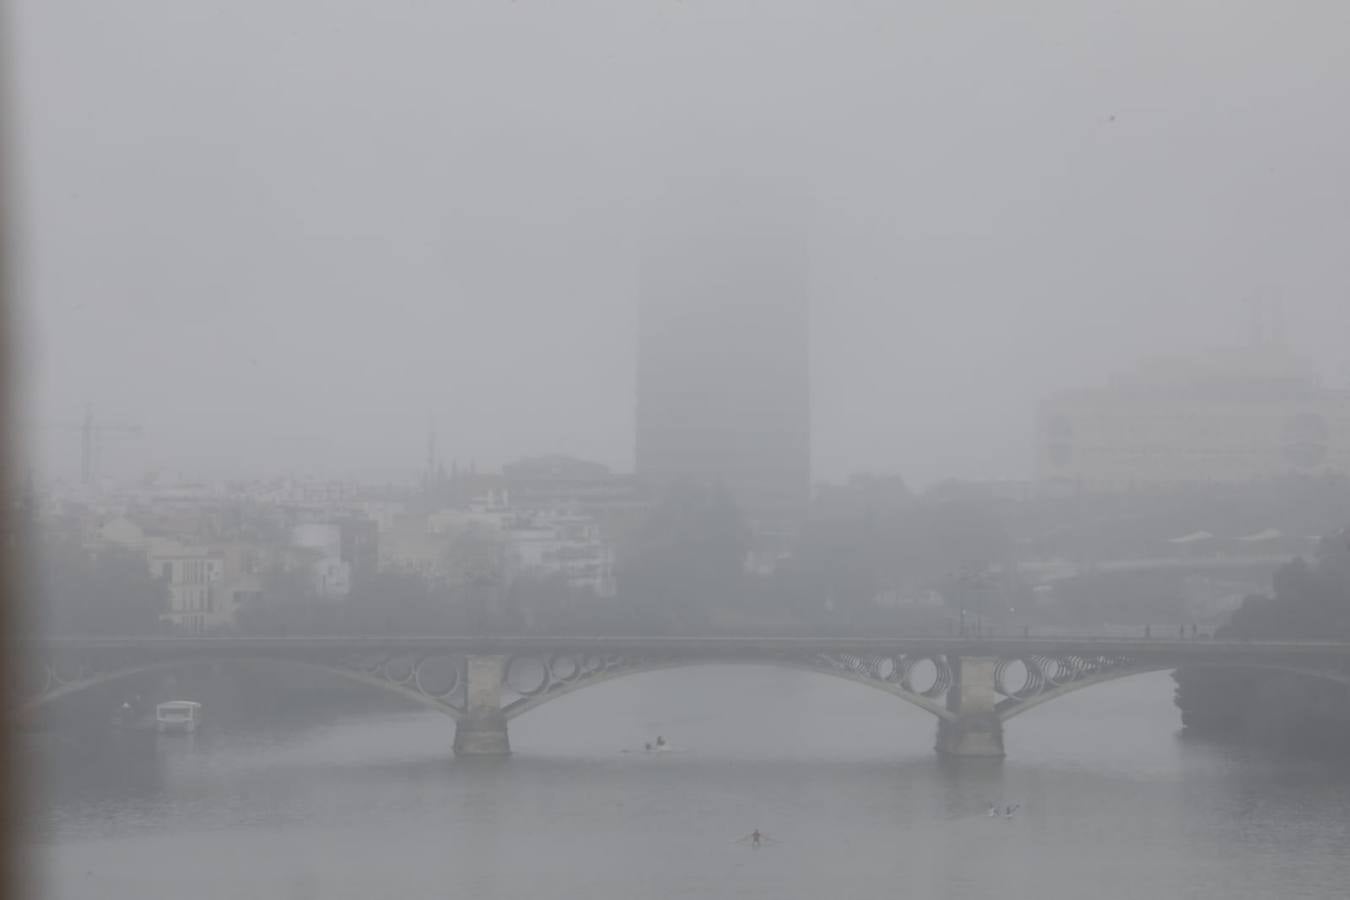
9;0;1350;488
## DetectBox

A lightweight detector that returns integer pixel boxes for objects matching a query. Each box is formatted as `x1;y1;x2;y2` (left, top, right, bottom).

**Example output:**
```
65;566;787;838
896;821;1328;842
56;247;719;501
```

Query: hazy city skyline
11;1;1350;487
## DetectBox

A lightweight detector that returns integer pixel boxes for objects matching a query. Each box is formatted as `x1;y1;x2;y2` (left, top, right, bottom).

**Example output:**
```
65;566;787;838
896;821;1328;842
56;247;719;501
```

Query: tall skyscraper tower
635;178;811;534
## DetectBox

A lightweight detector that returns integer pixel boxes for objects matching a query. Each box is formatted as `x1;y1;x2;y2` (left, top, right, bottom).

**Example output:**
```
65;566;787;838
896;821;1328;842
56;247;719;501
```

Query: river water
23;666;1350;899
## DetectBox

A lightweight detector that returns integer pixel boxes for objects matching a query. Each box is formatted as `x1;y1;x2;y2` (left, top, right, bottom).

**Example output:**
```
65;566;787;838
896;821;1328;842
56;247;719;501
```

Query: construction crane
47;405;144;487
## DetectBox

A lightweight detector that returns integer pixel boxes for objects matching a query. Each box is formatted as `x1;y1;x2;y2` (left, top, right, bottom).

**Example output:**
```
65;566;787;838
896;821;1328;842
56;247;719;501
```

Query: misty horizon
10;0;1350;488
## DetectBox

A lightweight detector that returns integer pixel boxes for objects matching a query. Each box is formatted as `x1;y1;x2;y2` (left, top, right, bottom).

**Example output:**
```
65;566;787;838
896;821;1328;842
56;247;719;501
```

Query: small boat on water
111;702;136;729
155;701;202;734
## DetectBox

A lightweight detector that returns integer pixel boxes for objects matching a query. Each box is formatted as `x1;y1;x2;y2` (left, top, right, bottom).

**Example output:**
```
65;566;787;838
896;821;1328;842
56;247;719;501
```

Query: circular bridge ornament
548;655;581;684
505;656;550;697
871;656;898;682
994;658;1048;700
900;656;951;698
1032;655;1080;686
381;657;416;685
412;655;461;700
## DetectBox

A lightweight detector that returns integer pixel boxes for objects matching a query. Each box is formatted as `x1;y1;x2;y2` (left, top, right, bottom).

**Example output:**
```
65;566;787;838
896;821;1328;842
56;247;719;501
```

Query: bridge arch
497;656;958;723
20;656;466;719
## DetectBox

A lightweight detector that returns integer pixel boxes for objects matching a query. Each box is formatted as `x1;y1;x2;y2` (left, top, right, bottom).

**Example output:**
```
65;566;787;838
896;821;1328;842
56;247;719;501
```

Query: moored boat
155;701;202;733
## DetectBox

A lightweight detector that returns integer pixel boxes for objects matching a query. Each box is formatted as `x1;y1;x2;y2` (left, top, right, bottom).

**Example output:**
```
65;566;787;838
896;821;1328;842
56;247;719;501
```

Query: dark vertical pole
0;5;27;892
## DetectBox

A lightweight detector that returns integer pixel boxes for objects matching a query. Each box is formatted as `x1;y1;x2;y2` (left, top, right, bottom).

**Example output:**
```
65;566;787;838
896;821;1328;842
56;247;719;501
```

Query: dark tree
36;537;167;635
1226;530;1350;640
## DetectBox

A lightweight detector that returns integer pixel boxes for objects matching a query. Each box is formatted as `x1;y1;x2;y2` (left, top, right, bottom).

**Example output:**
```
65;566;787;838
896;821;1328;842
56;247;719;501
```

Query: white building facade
289;523;351;598
505;510;617;598
148;539;227;633
1037;345;1350;492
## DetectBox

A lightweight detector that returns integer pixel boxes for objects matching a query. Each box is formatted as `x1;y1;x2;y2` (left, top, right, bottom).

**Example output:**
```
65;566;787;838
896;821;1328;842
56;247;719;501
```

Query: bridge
18;636;1350;758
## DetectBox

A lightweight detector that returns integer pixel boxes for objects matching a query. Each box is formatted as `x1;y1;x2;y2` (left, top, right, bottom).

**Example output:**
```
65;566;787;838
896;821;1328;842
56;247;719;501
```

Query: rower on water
751;829;762;848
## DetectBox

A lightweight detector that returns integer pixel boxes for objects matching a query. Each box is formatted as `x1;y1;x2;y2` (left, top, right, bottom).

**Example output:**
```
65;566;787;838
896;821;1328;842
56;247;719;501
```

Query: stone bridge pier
935;656;1003;757
452;655;511;756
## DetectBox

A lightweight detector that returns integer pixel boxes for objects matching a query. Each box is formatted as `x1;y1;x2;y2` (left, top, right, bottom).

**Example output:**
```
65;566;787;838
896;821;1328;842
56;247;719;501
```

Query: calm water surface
25;667;1350;899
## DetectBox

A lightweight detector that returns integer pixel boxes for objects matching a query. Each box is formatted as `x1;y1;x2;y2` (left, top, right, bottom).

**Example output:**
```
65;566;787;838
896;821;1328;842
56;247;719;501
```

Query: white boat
155;701;202;733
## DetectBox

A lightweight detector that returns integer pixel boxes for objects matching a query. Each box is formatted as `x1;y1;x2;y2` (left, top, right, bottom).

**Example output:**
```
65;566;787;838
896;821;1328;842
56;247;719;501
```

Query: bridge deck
22;635;1350;659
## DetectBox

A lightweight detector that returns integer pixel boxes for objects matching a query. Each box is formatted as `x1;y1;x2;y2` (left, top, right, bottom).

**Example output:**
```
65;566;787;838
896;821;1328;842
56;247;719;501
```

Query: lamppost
953;564;996;638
